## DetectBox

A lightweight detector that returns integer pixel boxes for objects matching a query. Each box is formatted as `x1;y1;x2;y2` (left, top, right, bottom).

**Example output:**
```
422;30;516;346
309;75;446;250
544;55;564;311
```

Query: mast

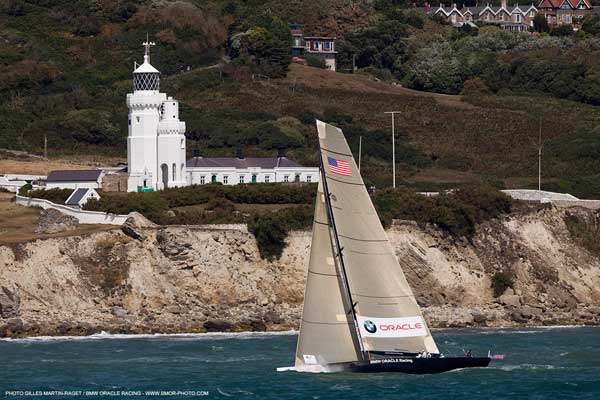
318;155;368;362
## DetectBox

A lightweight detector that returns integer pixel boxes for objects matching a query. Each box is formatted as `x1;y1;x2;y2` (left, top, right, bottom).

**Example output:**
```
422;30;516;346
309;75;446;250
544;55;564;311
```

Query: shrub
18;183;32;196
248;205;313;260
373;184;512;238
29;188;73;204
491;271;515;297
565;213;600;258
305;55;327;69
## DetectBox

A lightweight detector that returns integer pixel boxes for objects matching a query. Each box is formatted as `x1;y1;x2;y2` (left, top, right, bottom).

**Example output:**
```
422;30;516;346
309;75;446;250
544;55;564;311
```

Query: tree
533;14;549;33
550;24;574;36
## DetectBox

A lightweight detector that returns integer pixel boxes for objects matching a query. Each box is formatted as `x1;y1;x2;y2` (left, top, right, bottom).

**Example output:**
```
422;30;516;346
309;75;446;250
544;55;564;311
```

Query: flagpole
384;111;400;188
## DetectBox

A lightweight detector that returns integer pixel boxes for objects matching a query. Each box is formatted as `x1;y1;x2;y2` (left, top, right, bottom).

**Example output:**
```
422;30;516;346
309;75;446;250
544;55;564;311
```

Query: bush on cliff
373;184;512;237
248;205;313;260
491;271;515;297
29;188;73;204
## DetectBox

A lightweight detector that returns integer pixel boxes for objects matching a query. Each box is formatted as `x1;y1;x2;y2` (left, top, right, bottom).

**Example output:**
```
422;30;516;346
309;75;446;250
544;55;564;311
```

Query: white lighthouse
126;38;187;192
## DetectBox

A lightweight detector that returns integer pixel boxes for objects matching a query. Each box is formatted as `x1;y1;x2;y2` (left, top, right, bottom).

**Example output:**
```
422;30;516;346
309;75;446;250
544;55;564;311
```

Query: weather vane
142;33;155;62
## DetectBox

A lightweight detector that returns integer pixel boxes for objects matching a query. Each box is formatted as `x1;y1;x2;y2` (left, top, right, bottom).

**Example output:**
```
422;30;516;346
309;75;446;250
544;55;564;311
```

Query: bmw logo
364;320;377;333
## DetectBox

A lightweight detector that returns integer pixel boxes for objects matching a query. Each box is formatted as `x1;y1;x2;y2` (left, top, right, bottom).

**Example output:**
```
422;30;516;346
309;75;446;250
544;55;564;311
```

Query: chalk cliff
1;205;599;337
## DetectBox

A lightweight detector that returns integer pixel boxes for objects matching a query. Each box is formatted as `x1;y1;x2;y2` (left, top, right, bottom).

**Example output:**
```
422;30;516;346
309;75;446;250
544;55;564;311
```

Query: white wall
46;180;100;190
16;195;129;225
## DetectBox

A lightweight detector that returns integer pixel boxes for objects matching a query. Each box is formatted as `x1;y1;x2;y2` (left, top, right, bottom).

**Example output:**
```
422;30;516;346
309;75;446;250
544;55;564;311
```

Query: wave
493;363;565;371
0;330;297;343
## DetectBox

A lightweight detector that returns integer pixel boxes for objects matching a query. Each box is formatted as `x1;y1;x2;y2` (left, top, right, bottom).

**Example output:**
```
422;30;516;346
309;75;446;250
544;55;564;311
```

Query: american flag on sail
327;157;351;176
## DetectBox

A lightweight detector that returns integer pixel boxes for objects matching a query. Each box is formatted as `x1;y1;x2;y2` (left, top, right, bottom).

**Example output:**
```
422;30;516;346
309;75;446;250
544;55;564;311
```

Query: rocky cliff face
1;206;599;337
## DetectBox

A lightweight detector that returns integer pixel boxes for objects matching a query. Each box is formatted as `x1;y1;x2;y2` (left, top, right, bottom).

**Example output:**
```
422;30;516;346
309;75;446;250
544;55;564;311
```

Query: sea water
1;326;599;399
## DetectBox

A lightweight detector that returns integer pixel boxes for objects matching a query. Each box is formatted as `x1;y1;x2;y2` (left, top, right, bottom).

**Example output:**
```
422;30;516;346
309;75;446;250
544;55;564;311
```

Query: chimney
425;2;430;11
193;147;200;158
277;146;286;158
236;146;244;159
501;0;507;8
452;2;456;8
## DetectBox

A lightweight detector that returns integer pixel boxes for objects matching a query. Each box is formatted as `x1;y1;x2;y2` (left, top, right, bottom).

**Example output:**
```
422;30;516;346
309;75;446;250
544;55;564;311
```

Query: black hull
350;357;491;374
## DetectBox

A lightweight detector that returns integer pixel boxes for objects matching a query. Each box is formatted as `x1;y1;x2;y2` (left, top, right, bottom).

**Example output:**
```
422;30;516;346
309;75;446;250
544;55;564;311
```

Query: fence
16;195;129;225
501;189;600;210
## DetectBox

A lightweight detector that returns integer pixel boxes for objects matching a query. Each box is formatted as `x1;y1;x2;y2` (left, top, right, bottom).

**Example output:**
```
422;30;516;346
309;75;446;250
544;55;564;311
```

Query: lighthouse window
136;116;140;123
200;176;205;184
172;163;176;181
128;118;131;126
180;139;184;149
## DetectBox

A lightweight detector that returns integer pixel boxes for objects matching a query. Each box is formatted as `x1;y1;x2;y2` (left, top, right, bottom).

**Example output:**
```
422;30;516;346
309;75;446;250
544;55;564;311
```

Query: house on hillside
288;24;337;71
46;170;103;190
65;188;100;209
537;0;593;27
186;147;318;185
423;1;538;32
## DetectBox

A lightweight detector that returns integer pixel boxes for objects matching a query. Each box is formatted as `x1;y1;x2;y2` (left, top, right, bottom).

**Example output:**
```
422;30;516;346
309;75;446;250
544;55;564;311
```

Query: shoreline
1;324;598;342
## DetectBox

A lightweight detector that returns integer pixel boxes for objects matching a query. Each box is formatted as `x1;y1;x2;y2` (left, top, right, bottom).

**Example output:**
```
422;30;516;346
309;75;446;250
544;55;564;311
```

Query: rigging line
319;153;369;362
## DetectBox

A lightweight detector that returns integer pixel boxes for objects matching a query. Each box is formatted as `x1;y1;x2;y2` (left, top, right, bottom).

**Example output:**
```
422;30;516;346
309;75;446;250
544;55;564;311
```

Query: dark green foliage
230;15;292;78
533;14;550;33
248;205;313;259
550;24;574;37
491;271;515;297
29;188;73;203
18;183;32;196
84;183;317;214
85;193;169;221
305;54;327;69
373;184;512;237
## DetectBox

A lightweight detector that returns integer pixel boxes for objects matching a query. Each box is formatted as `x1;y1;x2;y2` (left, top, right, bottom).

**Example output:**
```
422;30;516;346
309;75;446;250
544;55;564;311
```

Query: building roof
47;169;102;182
186;157;304;169
65;188;90;205
134;60;159;74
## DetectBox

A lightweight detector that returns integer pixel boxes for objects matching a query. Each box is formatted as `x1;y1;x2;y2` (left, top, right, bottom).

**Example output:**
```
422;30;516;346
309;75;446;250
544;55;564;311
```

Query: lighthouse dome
133;40;160;91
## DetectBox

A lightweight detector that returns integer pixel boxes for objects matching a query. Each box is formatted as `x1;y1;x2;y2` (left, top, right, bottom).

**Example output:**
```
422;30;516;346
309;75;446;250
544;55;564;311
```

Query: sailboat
278;121;492;374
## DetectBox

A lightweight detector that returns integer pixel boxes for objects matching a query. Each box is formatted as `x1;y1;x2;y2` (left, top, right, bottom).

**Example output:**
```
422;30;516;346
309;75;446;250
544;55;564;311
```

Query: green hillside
1;0;600;197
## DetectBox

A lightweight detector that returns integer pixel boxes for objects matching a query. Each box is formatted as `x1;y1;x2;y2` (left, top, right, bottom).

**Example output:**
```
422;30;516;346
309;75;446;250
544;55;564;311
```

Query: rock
203;320;233;332
111;306;128;318
5;318;24;335
238;319;267;332
520;305;543;319
471;312;487;324
121;224;145;240
498;294;521;308
511;311;528;323
124;212;157;229
0;286;20;318
263;311;282;325
588;306;600;316
165;305;182;315
35;208;78;234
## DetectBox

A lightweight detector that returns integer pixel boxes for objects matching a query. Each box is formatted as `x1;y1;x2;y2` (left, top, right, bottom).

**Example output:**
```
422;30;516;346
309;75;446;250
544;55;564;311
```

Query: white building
187;148;318;185
126;40;318;192
127;39;187;192
65;188;101;209
46;170;103;190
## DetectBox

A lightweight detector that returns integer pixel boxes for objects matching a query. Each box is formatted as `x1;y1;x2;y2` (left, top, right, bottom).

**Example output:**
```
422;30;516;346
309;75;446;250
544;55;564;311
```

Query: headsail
315;120;439;355
294;178;359;368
